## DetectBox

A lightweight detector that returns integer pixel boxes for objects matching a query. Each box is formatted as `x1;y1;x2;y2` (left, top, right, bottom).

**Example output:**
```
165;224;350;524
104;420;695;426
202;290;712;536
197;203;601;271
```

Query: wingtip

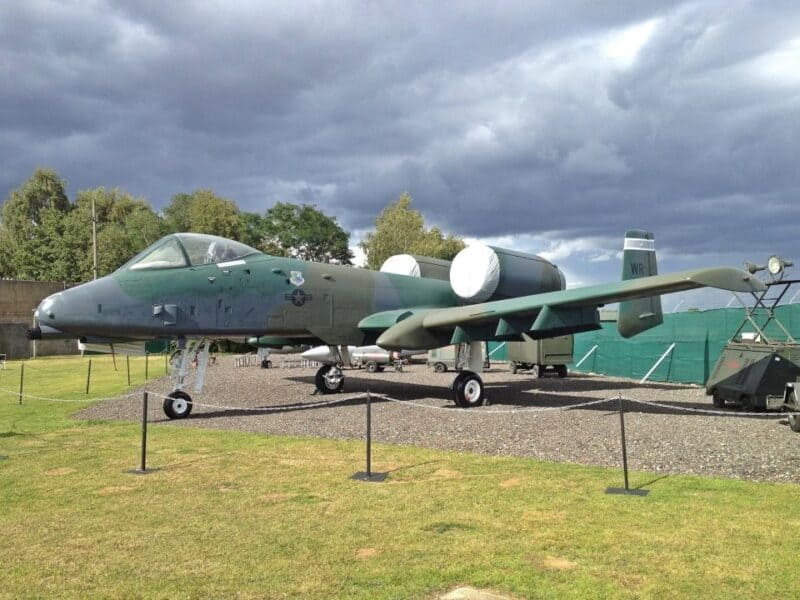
691;267;767;293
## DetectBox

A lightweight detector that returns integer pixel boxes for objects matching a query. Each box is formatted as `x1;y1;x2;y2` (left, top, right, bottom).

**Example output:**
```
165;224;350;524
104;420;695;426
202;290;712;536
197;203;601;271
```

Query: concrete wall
0;280;78;359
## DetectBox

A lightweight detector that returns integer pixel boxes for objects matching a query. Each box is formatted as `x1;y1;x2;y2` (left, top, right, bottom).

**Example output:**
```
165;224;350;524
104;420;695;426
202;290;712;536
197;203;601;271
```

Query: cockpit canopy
123;234;260;271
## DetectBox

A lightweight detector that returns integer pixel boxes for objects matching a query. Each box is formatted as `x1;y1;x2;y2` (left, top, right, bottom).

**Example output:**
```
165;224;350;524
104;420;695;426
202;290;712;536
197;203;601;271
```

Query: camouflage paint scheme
31;231;766;351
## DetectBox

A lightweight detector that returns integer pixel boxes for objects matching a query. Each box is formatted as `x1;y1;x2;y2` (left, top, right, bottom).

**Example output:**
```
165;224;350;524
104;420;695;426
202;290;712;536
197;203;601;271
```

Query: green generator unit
507;334;573;377
705;342;800;411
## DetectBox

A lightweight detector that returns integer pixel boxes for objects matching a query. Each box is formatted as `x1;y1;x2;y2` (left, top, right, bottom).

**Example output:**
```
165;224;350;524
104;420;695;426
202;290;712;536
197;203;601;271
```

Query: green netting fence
570;304;800;384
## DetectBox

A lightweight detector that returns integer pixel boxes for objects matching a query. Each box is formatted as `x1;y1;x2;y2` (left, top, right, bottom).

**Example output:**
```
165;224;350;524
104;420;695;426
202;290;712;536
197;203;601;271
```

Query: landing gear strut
450;341;487;407
315;364;344;394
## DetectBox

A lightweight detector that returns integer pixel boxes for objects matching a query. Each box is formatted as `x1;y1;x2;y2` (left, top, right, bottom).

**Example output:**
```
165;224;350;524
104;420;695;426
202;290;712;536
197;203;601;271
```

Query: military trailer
706;342;800;411
428;343;490;373
705;259;800;425
508;334;572;377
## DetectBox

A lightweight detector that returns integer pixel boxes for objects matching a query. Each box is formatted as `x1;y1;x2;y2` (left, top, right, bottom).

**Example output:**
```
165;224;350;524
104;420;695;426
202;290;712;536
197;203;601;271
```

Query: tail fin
617;229;663;338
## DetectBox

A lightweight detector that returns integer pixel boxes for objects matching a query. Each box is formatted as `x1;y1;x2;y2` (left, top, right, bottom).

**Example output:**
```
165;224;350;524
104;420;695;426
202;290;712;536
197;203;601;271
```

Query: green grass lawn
1;356;799;599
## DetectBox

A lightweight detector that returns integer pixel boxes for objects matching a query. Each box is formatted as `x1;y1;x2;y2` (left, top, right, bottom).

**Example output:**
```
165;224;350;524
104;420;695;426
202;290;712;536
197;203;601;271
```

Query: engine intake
449;245;565;303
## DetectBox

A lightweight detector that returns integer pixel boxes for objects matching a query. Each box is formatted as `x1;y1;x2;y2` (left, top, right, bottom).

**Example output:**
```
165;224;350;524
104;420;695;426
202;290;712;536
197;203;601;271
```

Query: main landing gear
313;345;350;394
450;341;487;408
451;370;485;407
315;364;345;394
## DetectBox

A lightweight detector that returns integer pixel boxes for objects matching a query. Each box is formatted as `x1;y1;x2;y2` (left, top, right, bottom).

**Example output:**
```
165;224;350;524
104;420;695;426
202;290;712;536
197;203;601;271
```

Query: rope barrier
2;381;797;417
143;389;362;412
620;397;794;418
0;386;139;403
371;393;616;414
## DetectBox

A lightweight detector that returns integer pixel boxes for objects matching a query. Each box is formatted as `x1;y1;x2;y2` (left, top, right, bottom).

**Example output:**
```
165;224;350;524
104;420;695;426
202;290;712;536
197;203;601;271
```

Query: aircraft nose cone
33;276;119;337
35;292;64;321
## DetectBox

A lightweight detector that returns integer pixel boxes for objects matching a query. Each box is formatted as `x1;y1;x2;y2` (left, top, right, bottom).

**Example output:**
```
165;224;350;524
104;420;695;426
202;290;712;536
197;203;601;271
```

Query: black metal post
140;391;148;471
606;396;649;496
366;391;372;477
18;363;24;404
351;391;386;482
619;396;629;490
85;359;92;394
127;391;154;475
145;352;149;380
126;355;131;387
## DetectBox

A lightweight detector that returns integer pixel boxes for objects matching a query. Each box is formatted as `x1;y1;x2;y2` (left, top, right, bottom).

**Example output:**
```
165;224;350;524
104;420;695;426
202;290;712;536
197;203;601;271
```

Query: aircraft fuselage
35;253;458;345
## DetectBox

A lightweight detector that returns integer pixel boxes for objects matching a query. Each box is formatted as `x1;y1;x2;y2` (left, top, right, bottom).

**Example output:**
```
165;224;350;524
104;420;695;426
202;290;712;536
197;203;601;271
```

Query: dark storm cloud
2;0;799;271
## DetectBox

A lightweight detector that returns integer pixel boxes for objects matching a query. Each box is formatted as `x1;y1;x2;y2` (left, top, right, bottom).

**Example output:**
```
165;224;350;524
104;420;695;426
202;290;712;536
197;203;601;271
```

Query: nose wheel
163;390;193;419
315;364;344;394
452;370;485;407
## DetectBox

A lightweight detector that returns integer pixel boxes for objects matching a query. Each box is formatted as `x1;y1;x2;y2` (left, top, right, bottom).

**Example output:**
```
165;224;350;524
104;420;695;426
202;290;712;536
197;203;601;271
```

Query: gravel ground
77;357;800;484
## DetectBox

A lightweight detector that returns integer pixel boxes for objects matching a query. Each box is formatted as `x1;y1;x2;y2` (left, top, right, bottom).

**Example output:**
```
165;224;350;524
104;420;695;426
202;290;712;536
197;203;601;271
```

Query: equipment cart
705;257;800;429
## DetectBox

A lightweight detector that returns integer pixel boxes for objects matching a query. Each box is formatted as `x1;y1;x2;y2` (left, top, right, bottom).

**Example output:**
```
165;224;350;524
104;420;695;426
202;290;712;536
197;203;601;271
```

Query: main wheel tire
711;392;725;409
315;365;344;394
163;390;193;419
788;413;800;433
510;362;518;374
556;365;568;378
434;362;447;373
452;371;484;408
261;358;272;369
531;364;542;378
365;361;379;373
740;395;756;412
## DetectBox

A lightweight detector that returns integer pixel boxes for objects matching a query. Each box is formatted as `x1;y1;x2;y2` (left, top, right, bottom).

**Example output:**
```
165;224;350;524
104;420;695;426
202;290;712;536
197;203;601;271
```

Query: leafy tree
0;168;71;280
359;193;465;269
164;189;242;239
258;202;353;264
70;188;166;277
163;192;194;232
0;173;167;281
239;212;266;249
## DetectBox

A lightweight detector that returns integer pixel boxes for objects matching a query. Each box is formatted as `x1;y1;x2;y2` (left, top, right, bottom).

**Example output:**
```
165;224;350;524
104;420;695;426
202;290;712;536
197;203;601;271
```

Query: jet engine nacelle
380;254;452;281
449;244;565;303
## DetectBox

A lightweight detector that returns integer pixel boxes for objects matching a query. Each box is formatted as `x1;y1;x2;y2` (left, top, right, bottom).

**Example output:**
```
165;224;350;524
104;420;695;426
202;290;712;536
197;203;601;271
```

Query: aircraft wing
371;267;765;350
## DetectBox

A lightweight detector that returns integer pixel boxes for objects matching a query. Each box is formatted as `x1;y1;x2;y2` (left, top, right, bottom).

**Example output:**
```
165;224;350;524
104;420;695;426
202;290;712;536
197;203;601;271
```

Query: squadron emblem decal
285;288;312;307
289;271;305;287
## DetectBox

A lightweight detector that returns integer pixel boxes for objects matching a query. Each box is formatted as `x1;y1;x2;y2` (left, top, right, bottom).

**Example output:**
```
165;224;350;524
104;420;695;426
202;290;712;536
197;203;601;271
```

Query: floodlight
768;255;785;276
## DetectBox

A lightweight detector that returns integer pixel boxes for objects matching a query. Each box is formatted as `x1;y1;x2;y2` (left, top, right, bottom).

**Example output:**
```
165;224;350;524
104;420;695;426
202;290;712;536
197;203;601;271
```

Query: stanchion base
126;468;159;475
351;471;387;482
605;487;649;496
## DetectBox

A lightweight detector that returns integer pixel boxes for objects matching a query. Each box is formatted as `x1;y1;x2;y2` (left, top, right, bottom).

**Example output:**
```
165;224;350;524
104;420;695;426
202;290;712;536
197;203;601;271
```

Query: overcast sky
2;1;799;307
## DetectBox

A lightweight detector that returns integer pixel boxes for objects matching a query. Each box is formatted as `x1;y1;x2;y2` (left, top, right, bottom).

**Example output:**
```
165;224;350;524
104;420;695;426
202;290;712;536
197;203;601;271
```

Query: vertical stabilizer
618;229;663;338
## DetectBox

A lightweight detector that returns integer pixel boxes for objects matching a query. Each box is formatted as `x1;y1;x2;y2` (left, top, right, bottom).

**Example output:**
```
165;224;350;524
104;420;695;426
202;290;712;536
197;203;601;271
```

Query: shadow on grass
634;474;670;490
0;430;27;438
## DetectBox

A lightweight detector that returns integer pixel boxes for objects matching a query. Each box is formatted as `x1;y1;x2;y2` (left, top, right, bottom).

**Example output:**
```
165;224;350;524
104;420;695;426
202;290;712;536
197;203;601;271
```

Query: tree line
0;168;464;282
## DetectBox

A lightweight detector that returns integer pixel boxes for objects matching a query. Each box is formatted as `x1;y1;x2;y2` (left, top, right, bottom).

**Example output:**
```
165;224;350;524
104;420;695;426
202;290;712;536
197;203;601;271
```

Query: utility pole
92;197;98;280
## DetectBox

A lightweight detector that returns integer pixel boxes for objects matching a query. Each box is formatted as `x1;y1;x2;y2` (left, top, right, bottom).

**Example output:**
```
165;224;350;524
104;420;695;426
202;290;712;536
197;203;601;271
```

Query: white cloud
601;18;660;68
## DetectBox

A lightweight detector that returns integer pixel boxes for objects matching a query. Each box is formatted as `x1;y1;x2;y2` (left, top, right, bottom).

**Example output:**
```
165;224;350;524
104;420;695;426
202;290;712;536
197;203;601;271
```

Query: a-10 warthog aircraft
29;230;764;417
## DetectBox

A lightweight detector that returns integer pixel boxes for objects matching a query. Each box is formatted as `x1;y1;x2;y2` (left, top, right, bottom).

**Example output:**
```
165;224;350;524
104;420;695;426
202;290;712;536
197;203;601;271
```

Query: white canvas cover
449;244;500;302
380;254;421;277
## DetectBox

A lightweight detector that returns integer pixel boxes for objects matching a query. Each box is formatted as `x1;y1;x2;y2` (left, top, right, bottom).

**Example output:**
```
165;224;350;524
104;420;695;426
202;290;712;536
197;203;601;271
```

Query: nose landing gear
163;389;193;419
